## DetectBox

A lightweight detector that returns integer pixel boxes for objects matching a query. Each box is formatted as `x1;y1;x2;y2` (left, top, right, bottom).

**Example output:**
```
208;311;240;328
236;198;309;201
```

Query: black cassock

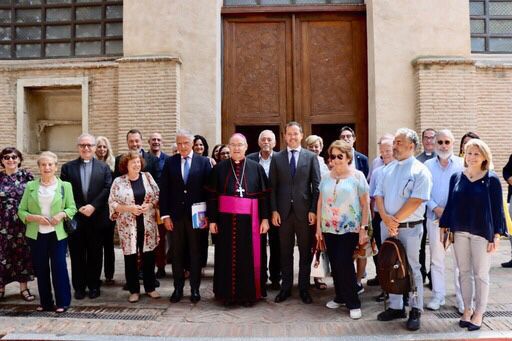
207;158;270;305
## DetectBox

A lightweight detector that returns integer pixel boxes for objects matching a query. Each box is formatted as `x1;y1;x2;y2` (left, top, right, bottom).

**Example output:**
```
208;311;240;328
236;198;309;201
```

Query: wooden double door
222;9;368;155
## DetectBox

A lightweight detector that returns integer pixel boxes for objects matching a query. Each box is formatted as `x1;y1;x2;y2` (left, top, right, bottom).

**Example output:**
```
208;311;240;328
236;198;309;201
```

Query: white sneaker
349;308;362;319
426;296;445;311
326;300;342;309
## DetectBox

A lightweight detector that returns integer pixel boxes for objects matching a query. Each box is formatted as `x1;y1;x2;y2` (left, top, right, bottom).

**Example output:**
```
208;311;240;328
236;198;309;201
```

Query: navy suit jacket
354;150;369;178
159;153;212;222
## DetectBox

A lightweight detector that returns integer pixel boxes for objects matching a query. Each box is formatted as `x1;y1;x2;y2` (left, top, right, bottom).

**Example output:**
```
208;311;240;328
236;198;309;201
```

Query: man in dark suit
113;129;159;180
270;122;320;304
147;132;170;278
247;129;281;290
159;129;212;303
61;133;112;300
339;126;369;177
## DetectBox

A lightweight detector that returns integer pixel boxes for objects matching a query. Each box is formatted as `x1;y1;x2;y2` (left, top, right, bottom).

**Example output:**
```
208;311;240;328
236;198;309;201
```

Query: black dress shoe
122;283;129;291
154;279;160;288
74;290;86;300
155;268;166;279
367;277;379;286
406;308;421;331
377;308;406;321
502;259;512;268
459;319;471;328
190;290;201;303
268;281;281;290
274;290;291;303
169;289;183;303
299;290;312;304
88;289;100;299
467;322;481;331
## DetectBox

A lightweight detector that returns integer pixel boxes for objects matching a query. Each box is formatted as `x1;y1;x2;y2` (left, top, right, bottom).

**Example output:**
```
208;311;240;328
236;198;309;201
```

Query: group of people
0;123;507;333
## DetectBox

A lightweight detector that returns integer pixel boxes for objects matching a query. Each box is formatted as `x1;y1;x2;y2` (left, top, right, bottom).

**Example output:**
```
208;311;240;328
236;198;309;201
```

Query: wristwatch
362;225;369;231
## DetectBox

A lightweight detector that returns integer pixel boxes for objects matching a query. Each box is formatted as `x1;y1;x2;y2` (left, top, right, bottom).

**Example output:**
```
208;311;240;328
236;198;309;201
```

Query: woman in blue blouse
440;139;506;331
316;140;369;320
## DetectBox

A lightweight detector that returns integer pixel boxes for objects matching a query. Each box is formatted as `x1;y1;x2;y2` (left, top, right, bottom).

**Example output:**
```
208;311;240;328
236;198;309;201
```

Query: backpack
377;237;413;295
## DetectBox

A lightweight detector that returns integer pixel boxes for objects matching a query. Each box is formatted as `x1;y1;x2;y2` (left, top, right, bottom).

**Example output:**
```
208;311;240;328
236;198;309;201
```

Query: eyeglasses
437;140;451;145
78;144;96;149
329;154;344;160
228;144;245;149
424;136;436;140
340;134;353;139
2;155;18;161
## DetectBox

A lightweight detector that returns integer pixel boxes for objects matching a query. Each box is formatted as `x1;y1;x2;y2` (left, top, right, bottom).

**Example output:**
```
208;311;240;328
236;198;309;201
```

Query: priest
207;133;270;306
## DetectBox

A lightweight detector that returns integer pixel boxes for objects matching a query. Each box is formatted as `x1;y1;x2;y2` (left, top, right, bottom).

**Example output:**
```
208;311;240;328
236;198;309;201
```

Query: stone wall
415;56;512;181
0;56;180;175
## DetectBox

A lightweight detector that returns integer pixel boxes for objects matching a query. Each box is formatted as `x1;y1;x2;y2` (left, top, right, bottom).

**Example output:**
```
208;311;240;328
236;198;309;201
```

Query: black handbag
60;185;77;235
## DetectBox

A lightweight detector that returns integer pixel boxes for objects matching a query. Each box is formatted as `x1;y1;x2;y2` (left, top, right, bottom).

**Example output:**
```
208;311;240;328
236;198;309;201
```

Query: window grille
224;0;363;6
470;0;512;53
0;0;122;59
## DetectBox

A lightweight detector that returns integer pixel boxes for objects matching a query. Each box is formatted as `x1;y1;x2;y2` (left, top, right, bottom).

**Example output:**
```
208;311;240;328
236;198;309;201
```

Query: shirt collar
397;155;415;165
183;150;194;159
259;151;273;160
287;146;301;153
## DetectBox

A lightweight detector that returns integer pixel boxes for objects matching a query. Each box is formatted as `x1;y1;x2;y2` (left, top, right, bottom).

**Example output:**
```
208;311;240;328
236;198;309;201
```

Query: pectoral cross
236;186;245;197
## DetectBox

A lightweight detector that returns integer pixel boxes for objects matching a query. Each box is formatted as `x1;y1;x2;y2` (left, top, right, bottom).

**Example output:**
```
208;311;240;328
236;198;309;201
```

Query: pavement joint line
4;331;512;341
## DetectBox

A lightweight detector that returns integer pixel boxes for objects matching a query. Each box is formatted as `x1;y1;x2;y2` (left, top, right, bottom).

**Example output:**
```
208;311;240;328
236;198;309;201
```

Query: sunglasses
2;155;18;161
329;154;344;160
437;140;451;145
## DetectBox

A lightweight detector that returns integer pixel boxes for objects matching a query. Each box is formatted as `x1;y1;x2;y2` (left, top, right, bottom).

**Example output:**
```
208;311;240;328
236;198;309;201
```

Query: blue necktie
290;150;296;177
183;156;190;183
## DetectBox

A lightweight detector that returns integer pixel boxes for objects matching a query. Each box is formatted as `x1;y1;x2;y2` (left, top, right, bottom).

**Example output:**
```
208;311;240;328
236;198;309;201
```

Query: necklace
230;159;247;197
331;178;340;206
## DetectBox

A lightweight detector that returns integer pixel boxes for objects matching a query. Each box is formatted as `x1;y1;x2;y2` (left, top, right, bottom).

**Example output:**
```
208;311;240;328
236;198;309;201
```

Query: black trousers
124;226;156;294
324;232;360;309
68;219;103;292
261;225;281;284
279;211;312;292
419;211;428;280
102;220;115;280
199;228;209;267
171;216;202;291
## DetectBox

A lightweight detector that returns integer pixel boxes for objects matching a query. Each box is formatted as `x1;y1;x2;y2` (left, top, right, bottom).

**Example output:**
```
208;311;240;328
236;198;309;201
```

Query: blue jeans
28;232;71;309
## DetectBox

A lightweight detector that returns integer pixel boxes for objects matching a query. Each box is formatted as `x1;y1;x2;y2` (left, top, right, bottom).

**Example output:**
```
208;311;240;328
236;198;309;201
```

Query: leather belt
398;220;423;228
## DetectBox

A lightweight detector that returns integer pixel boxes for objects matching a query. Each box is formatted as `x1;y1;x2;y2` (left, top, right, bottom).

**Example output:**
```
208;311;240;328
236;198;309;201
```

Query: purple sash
218;195;261;298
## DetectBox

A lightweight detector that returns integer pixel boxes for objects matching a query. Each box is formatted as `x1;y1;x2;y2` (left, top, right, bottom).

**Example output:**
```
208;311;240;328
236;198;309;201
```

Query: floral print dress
0;169;34;286
319;170;369;235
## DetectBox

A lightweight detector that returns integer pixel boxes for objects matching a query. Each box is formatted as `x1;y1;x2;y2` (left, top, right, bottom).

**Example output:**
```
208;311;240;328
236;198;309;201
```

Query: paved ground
1;240;512;340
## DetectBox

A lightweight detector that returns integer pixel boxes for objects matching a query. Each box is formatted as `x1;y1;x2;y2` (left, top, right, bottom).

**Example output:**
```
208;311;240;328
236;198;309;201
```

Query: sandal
128;293;140;303
314;278;327;290
20;289;35;302
36;306;53;312
55;307;68;314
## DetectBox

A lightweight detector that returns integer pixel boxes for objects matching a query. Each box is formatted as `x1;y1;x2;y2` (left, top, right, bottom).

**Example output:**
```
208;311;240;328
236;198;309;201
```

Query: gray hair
435;129;455;142
378;133;394;144
175;129;195;143
37;151;58;166
395;128;419;147
258;129;276;141
77;133;96;145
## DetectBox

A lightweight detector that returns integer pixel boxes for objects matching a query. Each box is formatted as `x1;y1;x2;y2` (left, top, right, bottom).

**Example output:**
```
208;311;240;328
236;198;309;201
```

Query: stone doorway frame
16;77;89;153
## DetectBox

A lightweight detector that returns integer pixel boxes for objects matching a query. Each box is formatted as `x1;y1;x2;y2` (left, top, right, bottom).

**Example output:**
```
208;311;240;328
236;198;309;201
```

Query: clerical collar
425;152;433;156
232;157;245;165
81;158;91;164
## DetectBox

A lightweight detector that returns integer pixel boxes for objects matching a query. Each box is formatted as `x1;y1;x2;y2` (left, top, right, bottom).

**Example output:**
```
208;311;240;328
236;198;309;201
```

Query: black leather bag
60;186;77;235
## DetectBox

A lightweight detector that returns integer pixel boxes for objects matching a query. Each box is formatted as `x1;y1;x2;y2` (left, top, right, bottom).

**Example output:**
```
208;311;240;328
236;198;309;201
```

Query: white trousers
453;231;491;314
381;221;423;311
427;218;463;308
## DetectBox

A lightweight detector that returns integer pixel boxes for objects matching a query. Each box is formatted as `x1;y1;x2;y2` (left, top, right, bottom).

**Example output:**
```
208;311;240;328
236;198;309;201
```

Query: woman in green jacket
18;151;77;313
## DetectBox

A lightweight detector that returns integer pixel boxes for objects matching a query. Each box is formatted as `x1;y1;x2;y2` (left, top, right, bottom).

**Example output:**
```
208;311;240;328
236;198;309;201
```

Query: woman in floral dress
0;147;35;301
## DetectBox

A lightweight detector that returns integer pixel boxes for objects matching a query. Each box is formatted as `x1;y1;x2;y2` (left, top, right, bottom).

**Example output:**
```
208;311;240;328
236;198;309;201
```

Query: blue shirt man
375;128;432;331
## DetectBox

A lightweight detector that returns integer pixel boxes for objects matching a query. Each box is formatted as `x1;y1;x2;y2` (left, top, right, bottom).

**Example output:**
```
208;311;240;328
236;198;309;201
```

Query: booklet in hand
192;202;207;229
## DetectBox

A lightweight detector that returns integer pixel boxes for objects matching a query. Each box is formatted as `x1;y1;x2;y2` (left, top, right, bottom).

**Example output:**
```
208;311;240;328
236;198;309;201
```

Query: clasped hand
131;203;151;216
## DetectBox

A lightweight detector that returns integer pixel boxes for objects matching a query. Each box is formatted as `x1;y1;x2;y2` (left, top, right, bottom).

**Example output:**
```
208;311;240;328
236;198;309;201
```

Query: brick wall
415;57;512;186
0;56;180;175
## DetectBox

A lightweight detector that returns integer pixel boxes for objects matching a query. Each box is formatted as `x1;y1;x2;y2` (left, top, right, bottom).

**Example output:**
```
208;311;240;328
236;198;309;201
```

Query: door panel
222;11;367;153
223;16;292;143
